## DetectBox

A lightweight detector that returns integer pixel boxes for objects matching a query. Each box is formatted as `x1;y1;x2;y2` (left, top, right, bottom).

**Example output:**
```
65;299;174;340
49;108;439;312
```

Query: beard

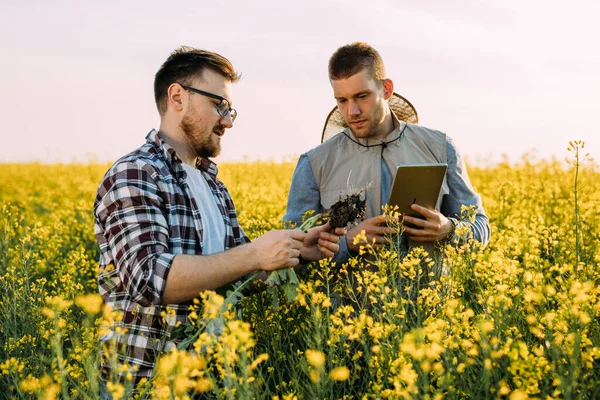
347;100;387;139
180;108;222;159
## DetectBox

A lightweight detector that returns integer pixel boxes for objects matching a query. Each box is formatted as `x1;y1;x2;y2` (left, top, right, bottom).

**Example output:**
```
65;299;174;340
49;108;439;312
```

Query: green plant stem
574;147;580;267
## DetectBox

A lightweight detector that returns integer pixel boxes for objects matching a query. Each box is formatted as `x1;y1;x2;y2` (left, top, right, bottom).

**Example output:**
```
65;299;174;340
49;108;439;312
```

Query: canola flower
0;146;600;399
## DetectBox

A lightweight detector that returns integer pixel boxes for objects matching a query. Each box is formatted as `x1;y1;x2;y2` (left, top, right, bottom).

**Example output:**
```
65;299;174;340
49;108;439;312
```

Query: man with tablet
283;42;490;264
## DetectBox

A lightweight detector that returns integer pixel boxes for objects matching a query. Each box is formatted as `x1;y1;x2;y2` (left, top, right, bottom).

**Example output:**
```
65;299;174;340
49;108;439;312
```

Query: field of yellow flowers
1;143;599;399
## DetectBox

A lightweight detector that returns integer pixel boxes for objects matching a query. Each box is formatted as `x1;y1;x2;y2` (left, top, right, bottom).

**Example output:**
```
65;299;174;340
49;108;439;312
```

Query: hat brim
321;92;418;143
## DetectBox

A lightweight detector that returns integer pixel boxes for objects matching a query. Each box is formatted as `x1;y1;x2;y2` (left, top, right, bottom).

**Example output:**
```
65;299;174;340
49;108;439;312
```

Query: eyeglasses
180;85;237;122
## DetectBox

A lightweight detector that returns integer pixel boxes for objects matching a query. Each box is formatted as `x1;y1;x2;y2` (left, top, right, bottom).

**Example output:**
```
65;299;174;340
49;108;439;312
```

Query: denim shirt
283;135;490;265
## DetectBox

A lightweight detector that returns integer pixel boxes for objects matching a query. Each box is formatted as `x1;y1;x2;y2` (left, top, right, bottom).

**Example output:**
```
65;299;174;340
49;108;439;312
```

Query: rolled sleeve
442;137;491;246
95;161;174;306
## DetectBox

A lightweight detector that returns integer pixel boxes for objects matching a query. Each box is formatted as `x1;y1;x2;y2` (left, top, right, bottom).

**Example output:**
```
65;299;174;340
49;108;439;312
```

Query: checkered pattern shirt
94;129;250;383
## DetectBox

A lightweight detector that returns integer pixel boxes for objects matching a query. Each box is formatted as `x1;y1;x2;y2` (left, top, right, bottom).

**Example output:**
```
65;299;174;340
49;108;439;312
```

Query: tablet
386;163;448;221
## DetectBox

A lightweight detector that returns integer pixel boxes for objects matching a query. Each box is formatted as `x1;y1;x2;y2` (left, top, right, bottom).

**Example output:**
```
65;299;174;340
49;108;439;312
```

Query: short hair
154;46;240;115
328;42;387;82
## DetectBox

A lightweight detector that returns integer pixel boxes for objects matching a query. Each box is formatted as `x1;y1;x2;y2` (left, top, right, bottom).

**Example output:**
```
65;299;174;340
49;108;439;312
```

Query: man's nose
348;100;360;116
220;112;234;128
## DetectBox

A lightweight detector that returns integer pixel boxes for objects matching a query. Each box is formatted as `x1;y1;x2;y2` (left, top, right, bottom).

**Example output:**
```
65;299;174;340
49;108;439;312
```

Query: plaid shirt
94;129;249;383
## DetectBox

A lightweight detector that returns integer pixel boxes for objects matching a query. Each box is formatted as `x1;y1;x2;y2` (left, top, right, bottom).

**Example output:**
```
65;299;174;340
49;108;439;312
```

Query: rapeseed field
1;142;599;399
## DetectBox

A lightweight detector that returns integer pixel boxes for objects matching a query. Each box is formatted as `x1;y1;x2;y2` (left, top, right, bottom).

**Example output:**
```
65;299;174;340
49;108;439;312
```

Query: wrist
440;218;457;243
243;242;263;271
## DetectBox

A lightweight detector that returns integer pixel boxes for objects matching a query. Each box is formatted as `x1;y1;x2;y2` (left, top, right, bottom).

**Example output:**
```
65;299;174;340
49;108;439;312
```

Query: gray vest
307;119;449;220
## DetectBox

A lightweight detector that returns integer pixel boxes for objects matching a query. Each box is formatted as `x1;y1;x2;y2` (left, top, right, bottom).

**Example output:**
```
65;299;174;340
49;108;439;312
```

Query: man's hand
402;204;453;242
300;222;346;262
249;230;306;271
346;215;393;252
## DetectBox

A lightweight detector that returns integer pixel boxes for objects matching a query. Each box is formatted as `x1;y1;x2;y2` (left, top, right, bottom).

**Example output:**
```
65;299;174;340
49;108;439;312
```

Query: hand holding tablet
386;163;448;225
385;163;455;242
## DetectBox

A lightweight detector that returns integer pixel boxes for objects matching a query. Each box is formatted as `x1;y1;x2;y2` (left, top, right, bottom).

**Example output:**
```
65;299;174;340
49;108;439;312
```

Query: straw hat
320;92;419;143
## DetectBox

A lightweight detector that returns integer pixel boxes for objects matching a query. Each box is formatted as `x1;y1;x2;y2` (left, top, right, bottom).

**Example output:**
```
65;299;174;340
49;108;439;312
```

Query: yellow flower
106;382;125;399
19;376;41;393
509;389;528;400
305;349;325;368
173;375;191;395
195;378;212;393
42;383;61;400
75;293;103;314
484;359;492;370
41;307;55;319
201;291;224;319
157;350;178;376
329;366;350;381
248;353;269;373
46;296;72;311
309;369;320;383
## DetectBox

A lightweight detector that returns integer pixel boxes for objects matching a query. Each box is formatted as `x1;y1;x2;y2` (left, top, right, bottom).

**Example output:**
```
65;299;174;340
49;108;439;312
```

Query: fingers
376;225;392;235
365;215;387;226
403;224;440;242
288;248;301;258
289;229;307;242
317;246;335;259
285;257;300;268
287;230;306;250
334;227;347;236
368;235;390;246
402;216;427;229
374;215;388;224
358;221;392;235
306;222;329;236
355;215;385;230
319;231;341;244
281;248;301;269
386;225;401;235
404;214;445;231
318;237;340;253
402;224;433;237
410;203;437;218
403;209;449;243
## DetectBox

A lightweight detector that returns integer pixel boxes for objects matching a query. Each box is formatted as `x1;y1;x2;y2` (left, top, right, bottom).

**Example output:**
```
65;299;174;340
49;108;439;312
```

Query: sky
1;0;599;166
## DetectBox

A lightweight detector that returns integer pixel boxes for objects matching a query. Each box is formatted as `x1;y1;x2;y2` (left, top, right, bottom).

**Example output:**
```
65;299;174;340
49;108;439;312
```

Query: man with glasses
284;42;490;265
94;46;344;396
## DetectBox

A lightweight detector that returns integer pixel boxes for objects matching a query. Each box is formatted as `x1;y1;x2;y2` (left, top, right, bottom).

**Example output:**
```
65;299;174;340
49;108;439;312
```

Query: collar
342;111;406;151
145;129;220;180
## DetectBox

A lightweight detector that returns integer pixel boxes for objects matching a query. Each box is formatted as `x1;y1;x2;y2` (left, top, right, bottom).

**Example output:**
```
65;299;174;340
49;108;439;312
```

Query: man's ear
382;79;394;100
167;83;185;112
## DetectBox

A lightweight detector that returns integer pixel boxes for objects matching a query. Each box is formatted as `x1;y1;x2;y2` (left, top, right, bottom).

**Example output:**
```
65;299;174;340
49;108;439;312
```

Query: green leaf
282;283;298;302
285;268;299;285
265;270;282;286
171;324;187;341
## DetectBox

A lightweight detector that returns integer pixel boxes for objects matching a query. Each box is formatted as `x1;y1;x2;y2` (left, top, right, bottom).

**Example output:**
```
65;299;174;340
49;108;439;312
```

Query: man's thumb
315;221;332;233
